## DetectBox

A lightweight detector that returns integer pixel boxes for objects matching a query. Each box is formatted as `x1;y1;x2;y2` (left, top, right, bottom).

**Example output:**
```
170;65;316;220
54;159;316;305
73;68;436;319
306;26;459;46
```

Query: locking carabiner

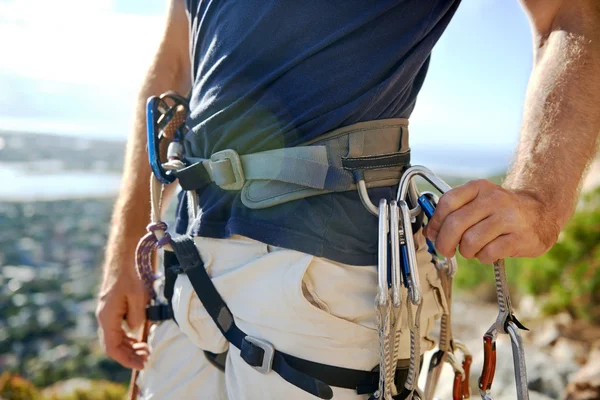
146;92;190;184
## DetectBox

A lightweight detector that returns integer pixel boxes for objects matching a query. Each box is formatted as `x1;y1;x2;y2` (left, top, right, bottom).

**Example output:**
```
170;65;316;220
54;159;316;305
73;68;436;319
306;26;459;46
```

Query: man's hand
423;179;560;264
96;261;150;370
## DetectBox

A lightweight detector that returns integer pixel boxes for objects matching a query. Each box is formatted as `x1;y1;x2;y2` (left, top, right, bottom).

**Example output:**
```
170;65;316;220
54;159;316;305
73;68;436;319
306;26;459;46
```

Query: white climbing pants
139;233;447;399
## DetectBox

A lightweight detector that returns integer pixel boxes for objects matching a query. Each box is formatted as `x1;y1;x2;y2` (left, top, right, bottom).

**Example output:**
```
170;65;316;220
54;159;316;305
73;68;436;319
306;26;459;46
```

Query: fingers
458;215;506;259
475;234;518;264
96;291;150;370
426;180;490;243
424;179;526;261
433;199;494;257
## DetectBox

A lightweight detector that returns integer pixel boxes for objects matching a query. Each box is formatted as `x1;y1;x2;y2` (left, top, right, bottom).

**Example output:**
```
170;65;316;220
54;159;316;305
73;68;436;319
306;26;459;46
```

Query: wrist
512;188;563;250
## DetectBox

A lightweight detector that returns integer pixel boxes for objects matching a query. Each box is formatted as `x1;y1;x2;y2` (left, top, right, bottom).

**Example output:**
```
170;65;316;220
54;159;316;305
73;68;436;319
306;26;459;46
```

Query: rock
519;295;542;320
526;342;578;399
467;335;578;399
551;338;588;366
564;347;600;400
555;312;574;328
535;320;562;348
494;390;554;400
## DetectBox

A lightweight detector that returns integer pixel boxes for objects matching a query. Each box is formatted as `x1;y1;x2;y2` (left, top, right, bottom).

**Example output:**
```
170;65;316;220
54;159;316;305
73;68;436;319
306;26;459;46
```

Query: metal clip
377;199;390;307
389;200;402;308
243;336;275;375
398;199;421;305
478;260;529;400
452;341;472;400
145;93;189;184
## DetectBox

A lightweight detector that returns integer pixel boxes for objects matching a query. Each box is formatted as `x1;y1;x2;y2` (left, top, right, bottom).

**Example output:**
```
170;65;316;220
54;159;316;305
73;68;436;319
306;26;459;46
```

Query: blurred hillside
0;131;125;173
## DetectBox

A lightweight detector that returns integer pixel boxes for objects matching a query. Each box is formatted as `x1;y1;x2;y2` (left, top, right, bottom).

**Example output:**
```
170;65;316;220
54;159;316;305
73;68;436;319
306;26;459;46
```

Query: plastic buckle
210;149;246;191
243;336;275;374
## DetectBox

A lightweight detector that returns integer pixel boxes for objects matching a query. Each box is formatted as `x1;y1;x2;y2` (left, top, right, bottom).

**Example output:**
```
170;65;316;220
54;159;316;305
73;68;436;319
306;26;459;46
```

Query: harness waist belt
175;119;410;209
168;236;413;399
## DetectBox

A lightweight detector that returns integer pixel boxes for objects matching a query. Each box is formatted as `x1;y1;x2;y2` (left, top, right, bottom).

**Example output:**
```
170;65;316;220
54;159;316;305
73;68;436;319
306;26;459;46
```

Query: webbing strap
177;146;375;192
163;250;228;371
168;235;399;399
173;119;411;209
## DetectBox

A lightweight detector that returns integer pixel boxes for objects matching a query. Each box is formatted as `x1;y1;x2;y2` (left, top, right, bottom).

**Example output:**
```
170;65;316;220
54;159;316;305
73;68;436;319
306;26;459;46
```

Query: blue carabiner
418;193;441;259
418;194;437;220
146;96;177;184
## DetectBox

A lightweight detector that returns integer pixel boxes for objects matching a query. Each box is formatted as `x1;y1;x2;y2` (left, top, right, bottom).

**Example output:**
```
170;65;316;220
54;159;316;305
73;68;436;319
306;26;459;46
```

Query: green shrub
42;379;127;400
0;372;41;400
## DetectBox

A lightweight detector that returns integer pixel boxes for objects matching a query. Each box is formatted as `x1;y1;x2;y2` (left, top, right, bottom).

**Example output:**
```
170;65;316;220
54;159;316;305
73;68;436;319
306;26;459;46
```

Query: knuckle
438;192;458;211
460;232;479;258
470;179;489;189
477;249;495;264
502;209;519;227
445;214;463;234
484;188;503;203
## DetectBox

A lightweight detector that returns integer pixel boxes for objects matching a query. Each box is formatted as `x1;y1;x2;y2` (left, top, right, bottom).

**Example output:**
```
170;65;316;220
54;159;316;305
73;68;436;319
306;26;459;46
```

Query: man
97;0;600;399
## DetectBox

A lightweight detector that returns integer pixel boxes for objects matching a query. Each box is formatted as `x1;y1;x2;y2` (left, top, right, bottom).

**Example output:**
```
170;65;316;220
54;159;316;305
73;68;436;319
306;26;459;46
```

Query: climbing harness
133;91;530;399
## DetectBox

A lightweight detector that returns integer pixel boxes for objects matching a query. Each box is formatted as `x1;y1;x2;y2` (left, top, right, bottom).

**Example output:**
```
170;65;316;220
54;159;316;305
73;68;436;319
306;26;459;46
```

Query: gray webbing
182;119;410;209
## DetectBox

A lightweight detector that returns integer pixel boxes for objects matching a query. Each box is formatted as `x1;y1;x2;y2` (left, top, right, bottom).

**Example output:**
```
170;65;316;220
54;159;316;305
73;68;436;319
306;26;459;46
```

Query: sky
0;0;533;152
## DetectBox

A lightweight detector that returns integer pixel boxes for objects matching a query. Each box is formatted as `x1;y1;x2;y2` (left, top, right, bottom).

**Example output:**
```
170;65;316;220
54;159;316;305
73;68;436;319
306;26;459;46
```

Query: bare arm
97;0;191;369
505;0;600;230
425;0;600;262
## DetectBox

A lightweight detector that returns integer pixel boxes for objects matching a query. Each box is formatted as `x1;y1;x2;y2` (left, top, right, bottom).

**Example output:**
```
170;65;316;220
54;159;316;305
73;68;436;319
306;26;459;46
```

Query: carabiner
389;200;403;308
478;260;529;400
377;198;390;307
452;341;472;400
146;92;190;184
398;199;421;305
396;166;453;204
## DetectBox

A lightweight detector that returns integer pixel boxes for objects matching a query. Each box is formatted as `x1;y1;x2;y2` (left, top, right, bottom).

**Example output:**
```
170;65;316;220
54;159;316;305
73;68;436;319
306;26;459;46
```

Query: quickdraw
478;259;529;400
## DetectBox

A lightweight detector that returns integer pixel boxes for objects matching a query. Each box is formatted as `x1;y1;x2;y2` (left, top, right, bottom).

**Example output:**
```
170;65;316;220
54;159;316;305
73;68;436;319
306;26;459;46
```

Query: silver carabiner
398;199;421;305
377;199;389;307
389;200;402;308
396;165;453;203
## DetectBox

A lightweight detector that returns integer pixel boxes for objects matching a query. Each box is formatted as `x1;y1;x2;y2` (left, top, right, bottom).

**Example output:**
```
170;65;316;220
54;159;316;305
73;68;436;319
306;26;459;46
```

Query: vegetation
0;372;127;400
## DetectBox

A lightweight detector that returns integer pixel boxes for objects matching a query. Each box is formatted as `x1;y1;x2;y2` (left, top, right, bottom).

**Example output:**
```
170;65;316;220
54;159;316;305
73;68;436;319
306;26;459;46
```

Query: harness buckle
210;149;246;190
242;336;275;375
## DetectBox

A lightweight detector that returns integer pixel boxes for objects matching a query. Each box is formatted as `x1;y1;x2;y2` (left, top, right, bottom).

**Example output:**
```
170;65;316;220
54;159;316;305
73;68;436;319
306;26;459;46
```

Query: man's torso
177;0;461;265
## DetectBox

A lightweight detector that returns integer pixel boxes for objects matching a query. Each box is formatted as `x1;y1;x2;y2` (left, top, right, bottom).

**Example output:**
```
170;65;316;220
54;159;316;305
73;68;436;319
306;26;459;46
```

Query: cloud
0;0;169;137
0;0;165;88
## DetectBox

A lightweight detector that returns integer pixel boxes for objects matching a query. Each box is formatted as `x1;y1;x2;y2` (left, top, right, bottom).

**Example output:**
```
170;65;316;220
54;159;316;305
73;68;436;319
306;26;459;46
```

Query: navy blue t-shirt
178;0;460;265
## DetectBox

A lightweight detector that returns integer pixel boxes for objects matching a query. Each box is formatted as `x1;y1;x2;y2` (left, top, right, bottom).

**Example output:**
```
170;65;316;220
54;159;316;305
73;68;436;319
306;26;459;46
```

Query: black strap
163;249;229;372
342;150;411;171
174;162;212;191
146;304;173;321
169;236;397;399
